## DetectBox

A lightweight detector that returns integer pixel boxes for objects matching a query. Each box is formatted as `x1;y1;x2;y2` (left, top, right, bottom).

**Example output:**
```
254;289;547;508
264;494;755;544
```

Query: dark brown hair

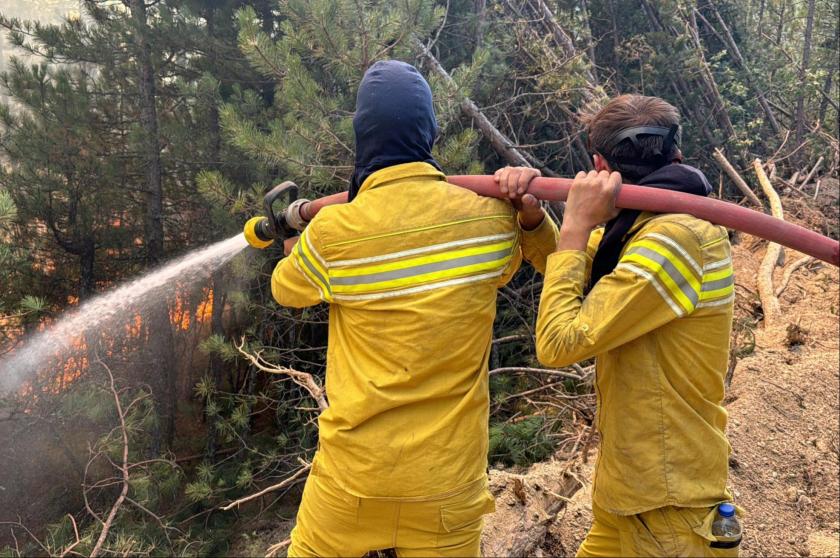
581;94;681;180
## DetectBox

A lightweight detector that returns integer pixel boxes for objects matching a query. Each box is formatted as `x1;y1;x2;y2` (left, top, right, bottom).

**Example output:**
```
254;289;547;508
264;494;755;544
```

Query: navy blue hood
590;163;713;288
349;60;441;201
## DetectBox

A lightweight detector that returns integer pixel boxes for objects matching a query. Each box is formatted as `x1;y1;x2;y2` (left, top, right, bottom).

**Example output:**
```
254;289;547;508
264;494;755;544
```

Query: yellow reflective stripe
331;254;511;294
699;265;734;302
622;252;696;313
631;239;701;292
700;285;734;300
703;267;732;282
293;231;332;300
329;240;514;278
616;262;685;316
300;230;328;279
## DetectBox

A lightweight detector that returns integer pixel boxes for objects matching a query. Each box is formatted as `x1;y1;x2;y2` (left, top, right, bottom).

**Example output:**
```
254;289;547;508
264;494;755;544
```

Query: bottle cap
718;503;735;517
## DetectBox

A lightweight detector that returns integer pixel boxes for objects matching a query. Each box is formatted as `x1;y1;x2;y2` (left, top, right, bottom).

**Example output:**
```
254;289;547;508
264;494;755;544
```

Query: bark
753;159;784;328
712;148;763;206
775;0;785;45
698;4;781;135
129;0;177;452
129;0;164;266
817;69;834;125
794;0;816;157
474;0;487;48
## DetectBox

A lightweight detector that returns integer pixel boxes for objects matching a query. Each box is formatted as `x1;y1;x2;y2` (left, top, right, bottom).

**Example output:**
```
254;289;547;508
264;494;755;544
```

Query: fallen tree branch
220;462;311;511
266;538;291;558
90;359;131;558
753;159;784;328
414;38;558;177
799;156;823;188
489;367;582;380
775;256;816;297
236;338;328;412
58;514;81;558
713;149;762;206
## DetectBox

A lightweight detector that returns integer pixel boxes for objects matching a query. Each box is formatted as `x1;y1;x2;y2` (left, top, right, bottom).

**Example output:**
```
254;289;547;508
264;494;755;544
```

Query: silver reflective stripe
626;246;699;307
331;248;511;286
297;243;331;295
616;262;684;316
329;232;515;268
697;292;735;308
703;257;732;271
645;233;702;276
333;269;505;301
701;274;734;292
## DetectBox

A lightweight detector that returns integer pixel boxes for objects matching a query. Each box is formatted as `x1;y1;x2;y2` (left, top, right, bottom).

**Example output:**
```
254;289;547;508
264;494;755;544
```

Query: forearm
535;251;595;367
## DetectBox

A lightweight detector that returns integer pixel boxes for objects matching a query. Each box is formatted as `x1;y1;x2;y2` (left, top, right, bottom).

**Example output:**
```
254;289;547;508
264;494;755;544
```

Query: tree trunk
129;0;164;266
700;4;782;135
794;0;816;158
775;1;785;45
129;0;176;452
79;239;96;300
817;69;834;126
474;0;487;49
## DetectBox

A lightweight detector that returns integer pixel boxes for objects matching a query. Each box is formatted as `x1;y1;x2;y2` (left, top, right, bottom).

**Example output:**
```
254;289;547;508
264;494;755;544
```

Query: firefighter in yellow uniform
271;60;558;557
502;94;742;557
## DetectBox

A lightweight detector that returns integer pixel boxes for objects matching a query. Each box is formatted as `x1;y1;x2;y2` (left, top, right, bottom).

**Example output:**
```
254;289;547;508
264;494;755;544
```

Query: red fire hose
300;176;840;267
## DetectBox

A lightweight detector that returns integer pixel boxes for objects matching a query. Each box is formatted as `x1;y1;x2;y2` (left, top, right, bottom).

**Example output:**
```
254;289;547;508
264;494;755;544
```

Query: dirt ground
544;220;840;557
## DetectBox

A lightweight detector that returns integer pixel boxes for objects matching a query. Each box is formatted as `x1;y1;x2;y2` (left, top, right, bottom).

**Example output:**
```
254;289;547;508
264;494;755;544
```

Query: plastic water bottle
712;503;742;540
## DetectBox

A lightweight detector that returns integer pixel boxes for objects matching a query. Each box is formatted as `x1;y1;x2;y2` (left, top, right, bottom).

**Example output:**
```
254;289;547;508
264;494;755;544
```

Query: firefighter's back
306;162;520;498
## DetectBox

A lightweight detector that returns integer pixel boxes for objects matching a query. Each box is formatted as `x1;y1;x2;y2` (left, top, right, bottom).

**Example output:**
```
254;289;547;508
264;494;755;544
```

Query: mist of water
0;234;249;392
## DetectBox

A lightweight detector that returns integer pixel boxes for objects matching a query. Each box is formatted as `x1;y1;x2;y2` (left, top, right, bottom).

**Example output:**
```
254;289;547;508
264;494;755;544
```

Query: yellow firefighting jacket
271;162;559;498
536;212;734;515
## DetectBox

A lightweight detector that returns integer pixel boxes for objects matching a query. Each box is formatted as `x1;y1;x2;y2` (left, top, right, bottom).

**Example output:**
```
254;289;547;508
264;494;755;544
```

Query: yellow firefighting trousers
288;466;495;557
577;501;742;557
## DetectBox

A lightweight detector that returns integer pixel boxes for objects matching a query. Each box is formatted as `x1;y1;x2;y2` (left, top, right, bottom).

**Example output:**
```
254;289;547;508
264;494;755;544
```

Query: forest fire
5;286;217;398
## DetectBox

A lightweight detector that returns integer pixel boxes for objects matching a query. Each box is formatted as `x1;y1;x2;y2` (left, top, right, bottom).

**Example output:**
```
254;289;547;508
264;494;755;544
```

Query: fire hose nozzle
244;216;275;249
243;180;312;249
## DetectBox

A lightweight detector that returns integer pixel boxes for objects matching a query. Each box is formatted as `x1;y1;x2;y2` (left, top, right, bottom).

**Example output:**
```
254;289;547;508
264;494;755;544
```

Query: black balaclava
349;60;442;201
589;164;713;289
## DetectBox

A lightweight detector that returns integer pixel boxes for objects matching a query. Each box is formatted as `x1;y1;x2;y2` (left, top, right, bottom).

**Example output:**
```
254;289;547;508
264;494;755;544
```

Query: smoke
0;235;249;392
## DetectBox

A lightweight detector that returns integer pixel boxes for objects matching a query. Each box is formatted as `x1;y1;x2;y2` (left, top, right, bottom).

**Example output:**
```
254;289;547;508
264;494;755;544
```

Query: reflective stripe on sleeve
293;230;333;301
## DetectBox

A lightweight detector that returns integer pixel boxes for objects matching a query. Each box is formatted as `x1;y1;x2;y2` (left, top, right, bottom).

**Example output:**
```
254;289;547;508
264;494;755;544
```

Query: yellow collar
357;162;446;195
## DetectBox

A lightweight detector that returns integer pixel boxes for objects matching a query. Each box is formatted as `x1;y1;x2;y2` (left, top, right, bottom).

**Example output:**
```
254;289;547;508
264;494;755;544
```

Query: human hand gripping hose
243;176;840;267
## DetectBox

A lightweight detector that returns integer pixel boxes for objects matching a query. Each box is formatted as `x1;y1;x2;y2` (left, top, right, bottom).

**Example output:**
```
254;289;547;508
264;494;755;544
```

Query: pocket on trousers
439;487;496;533
691;506;743;556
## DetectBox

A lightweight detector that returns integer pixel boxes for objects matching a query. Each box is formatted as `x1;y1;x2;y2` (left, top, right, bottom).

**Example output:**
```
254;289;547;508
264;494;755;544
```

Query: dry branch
753;159;784;328
236;338;328;412
220;462;311;511
489;367;582;380
414;39;557;177
800;156;823;188
58;515;81;558
266;539;291;558
775;256;816;297
712;149;762;206
89;359;131;558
